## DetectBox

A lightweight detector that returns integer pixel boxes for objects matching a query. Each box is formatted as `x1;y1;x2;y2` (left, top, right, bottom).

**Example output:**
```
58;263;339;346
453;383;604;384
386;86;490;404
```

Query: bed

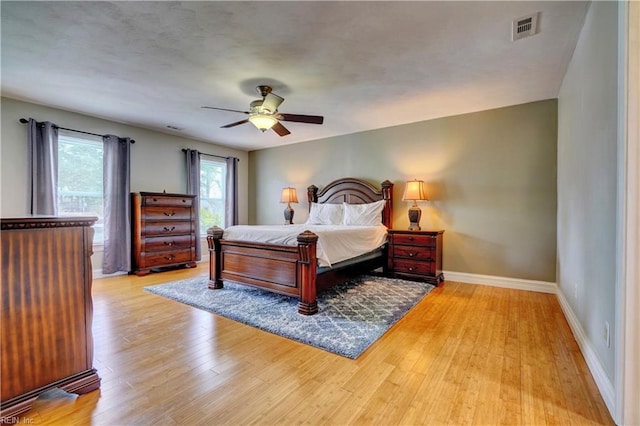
206;178;393;315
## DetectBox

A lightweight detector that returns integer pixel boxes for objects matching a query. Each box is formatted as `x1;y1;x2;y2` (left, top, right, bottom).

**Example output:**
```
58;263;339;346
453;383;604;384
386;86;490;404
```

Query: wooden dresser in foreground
131;192;197;276
1;216;100;419
387;229;444;285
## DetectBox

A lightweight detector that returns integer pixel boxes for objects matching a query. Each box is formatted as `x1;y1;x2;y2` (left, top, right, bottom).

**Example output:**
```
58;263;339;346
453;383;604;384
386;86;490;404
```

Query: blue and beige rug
144;275;434;359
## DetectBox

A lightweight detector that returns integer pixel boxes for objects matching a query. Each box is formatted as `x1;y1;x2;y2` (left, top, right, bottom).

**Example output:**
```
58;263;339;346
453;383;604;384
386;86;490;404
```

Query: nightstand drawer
393;259;435;275
391;233;435;247
394;245;433;261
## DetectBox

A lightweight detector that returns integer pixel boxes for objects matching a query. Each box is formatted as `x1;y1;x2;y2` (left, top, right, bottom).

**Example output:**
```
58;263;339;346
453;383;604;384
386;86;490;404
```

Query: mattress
221;224;388;267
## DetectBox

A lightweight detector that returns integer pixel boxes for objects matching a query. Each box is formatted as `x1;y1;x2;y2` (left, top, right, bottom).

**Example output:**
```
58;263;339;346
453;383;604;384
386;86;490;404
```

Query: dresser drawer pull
164;241;176;246
408;266;416;272
163;211;176;217
408;236;414;241
164;255;175;261
408;252;416;257
163;226;176;232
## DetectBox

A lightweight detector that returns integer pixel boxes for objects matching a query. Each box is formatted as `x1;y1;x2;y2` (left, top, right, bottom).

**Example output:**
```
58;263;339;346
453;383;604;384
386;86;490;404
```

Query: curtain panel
226;156;239;226
102;135;132;274
27;118;58;215
185;149;202;260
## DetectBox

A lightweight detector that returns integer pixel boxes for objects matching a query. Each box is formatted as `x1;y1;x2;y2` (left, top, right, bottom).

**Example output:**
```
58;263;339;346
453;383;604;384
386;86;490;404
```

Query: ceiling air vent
512;13;539;41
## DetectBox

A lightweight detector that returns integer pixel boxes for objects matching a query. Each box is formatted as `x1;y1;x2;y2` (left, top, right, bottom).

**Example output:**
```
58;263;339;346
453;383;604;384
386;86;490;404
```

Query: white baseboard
92;259;208;280
443;270;558;294
556;289;616;416
93;269;127;279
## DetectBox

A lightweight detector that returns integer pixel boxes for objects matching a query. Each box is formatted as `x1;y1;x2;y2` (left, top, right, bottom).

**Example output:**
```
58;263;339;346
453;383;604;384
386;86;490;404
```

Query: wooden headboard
306;178;394;228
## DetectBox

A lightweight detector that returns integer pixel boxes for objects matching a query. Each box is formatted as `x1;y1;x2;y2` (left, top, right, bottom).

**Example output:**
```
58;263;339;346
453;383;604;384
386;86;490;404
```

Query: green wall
250;99;558;282
557;1;617;384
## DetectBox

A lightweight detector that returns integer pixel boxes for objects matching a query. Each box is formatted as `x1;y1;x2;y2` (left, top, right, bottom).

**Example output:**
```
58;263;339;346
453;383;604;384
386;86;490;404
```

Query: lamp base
407;205;422;231
284;206;295;225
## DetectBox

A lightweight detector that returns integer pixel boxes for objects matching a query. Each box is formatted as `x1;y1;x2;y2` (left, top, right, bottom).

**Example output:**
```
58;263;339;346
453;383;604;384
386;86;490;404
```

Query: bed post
206;226;224;289
307;184;319;207
297;230;319;315
381;180;394;229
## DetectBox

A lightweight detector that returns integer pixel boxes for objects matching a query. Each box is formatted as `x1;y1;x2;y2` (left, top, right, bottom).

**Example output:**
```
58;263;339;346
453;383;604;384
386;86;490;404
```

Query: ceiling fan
202;85;324;137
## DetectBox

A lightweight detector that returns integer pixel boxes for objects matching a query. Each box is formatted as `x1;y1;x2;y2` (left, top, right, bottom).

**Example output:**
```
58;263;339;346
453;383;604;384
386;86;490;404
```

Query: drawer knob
409;252;416;257
408;266;416;272
164;255;175;261
408;236;414;241
163;226;176;232
164;211;176;217
164;241;176;246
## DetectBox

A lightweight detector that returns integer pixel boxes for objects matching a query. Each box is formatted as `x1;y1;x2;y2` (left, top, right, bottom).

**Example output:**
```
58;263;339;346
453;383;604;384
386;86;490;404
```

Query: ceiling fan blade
272;121;291;137
221;119;249;128
201;106;250;114
261;93;284;113
279;113;324;125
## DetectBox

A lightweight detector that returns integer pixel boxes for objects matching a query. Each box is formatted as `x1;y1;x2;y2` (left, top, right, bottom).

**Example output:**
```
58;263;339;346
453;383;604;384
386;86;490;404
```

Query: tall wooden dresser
1;216;100;418
131;192;197;276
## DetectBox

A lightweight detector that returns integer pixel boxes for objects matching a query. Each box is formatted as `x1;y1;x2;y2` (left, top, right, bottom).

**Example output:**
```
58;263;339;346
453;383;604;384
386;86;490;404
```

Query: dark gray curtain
28;119;58;215
102;135;131;274
226;156;239;226
185;149;201;260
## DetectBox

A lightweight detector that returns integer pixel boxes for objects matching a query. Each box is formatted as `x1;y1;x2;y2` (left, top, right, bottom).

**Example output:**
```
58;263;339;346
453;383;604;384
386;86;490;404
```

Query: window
57;132;104;244
199;157;226;235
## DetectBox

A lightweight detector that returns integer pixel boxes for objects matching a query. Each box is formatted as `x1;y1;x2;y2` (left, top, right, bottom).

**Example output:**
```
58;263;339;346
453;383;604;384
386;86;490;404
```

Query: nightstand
387;230;444;285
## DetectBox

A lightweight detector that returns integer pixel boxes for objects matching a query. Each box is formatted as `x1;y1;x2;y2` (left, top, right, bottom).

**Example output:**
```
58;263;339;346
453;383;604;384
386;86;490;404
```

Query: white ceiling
1;1;588;151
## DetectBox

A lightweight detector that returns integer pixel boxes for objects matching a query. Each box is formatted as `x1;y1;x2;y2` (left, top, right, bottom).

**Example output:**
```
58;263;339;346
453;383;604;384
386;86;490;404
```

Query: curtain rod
181;148;238;161
19;118;135;143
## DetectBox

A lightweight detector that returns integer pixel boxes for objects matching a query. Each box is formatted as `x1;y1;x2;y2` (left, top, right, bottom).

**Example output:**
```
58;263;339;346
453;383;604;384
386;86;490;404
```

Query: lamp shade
280;187;299;204
249;114;278;131
402;180;428;202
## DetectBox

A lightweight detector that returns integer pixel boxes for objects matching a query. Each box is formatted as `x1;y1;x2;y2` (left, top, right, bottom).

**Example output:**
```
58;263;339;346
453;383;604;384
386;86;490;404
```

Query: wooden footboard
207;227;320;315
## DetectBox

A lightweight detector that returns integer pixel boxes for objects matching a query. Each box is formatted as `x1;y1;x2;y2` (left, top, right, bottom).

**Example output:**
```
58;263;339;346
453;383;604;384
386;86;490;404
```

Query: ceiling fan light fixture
249;113;278;131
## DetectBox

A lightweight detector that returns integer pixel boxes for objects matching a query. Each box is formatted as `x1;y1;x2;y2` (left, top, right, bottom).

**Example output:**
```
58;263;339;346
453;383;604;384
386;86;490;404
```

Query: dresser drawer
142;234;194;252
393;259;435;275
143;195;194;208
393;245;434;261
142;206;193;221
142;221;193;236
391;233;436;247
139;249;195;268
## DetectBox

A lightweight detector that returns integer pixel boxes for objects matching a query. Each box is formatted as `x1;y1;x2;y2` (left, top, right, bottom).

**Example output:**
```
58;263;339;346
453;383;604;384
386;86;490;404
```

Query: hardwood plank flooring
15;264;613;425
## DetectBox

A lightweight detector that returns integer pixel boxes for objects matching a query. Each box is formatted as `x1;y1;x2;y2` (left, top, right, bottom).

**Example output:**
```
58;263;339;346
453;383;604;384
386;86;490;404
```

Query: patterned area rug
144;275;434;359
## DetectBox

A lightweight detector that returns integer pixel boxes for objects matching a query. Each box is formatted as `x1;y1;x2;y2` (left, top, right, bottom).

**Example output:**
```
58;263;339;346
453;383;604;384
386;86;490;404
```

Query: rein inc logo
0;417;35;424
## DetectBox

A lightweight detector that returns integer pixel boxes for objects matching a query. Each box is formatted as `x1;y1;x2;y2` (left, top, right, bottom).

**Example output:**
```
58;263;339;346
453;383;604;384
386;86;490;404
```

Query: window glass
199;157;226;235
57;132;104;244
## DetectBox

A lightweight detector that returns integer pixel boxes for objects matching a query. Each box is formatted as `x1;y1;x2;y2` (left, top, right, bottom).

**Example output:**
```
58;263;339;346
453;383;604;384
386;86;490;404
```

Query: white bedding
221;224;388;267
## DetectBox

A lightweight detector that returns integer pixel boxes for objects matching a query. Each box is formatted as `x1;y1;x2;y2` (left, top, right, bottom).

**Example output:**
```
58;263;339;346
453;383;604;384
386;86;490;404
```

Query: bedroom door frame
615;1;639;424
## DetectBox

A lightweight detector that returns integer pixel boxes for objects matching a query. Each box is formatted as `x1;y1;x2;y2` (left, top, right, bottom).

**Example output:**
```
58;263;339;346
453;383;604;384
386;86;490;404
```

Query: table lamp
280;187;299;224
402;179;428;231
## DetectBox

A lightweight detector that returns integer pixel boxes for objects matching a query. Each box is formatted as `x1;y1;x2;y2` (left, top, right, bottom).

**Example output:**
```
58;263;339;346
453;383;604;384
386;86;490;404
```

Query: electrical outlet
604;321;611;348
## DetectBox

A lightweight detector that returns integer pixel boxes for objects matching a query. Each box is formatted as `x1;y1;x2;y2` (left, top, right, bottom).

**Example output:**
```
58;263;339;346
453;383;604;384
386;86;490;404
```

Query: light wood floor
19;264;613;425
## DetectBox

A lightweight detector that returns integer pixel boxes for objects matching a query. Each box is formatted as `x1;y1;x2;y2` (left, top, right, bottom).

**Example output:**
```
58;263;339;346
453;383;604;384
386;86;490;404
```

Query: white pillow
305;202;344;225
342;200;387;226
